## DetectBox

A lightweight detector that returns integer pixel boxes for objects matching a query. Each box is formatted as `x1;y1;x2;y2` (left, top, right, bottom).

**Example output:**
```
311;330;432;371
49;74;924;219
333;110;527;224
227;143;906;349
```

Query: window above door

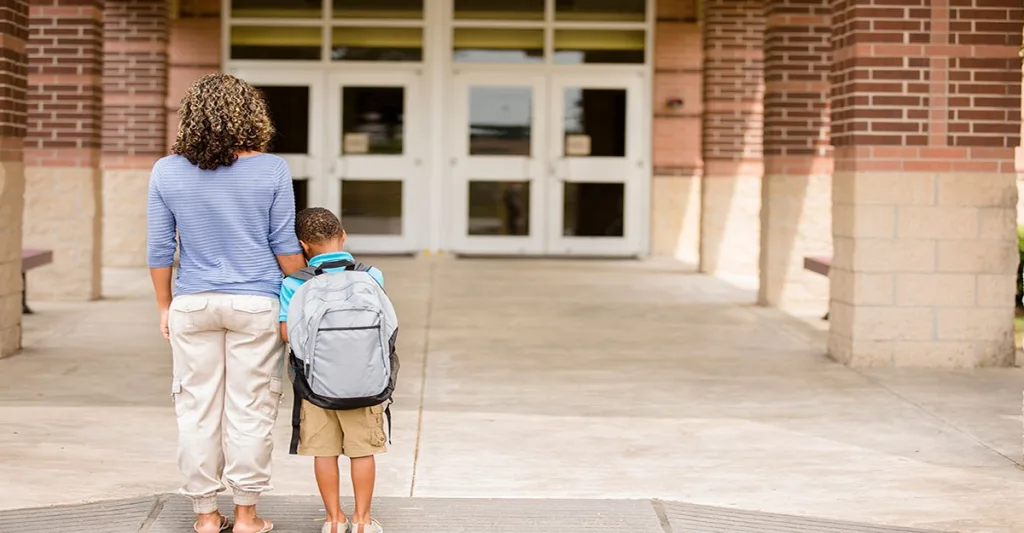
226;0;650;66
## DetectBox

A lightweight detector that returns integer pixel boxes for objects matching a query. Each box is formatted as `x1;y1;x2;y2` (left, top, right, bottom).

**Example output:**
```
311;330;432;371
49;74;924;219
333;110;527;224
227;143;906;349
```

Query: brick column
759;0;833;309
24;0;103;300
0;1;29;356
651;0;703;264
701;0;764;279
102;0;169;267
830;0;1023;367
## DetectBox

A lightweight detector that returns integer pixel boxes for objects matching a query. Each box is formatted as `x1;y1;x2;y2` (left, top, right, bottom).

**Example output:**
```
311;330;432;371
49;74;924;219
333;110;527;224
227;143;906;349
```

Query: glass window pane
341;180;403;235
231;0;323;18
332;27;422;62
256;85;310;154
469;86;532;156
293;179;309;212
564;88;626;157
468;181;530;236
453;29;544;64
563;183;624;237
554;30;645;65
333;0;422;19
555;0;646;22
342;87;404;155
454;0;544;20
231;26;322;60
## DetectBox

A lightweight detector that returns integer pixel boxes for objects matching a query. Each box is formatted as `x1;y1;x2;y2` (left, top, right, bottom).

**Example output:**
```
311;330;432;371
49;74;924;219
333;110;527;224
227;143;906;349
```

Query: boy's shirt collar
307;251;354;268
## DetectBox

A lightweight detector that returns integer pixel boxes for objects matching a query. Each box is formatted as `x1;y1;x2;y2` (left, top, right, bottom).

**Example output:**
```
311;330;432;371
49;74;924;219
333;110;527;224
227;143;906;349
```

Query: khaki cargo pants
169;293;286;514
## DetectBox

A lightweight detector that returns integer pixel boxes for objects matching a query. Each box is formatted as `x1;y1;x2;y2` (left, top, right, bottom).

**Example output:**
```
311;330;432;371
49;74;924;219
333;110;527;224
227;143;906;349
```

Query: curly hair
172;74;274;170
296;207;345;245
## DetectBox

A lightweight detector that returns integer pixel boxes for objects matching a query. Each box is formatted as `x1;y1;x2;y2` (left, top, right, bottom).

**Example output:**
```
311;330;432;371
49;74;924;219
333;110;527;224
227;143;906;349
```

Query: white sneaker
350;519;383;533
321;520;350;533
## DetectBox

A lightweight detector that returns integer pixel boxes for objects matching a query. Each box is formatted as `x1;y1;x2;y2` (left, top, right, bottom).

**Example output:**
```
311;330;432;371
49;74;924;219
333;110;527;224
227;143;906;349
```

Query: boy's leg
338;402;388;531
298;402;347;531
350;455;376;525
314;456;346;528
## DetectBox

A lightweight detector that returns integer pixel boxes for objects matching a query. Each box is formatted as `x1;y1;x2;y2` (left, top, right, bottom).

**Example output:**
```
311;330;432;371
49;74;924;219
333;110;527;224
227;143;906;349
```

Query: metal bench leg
22;273;32;315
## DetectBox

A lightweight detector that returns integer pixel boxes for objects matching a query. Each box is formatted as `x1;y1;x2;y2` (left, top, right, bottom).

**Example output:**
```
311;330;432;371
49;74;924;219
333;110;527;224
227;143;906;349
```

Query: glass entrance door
230;68;325;214
548;74;644;256
450;71;546;254
326;71;423;254
450;72;643;256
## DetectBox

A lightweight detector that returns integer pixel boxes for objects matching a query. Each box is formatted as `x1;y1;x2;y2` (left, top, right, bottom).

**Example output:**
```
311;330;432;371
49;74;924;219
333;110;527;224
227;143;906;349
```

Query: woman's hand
160;307;170;340
150;266;174;341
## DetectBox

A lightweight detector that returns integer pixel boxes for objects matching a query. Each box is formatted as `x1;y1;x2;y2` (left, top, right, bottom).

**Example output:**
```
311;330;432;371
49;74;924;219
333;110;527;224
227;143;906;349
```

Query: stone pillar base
102;169;150;267
700;174;761;279
23;166;102;301
0;161;25;357
650;174;702;265
830;171;1017;368
759;172;832;311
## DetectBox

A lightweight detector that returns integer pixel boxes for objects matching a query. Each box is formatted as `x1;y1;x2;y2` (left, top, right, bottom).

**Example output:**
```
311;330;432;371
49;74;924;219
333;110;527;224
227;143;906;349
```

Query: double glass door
231;67;422;254
451;71;645;256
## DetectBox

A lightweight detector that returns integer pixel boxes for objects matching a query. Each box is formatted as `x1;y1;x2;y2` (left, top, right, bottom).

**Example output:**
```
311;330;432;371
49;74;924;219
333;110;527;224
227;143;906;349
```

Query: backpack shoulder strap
287;266;319;282
349;262;372;272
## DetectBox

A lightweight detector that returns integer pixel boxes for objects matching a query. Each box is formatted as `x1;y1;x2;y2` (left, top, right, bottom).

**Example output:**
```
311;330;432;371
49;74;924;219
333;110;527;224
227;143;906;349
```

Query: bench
21;249;53;314
803;256;832;320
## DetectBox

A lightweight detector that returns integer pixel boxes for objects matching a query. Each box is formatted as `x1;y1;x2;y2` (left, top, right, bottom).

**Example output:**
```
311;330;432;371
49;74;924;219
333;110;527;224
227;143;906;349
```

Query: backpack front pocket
309;309;389;400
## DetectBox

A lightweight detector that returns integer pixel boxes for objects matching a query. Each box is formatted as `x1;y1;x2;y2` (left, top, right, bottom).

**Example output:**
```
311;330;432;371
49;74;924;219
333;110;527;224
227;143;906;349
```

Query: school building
0;0;1022;368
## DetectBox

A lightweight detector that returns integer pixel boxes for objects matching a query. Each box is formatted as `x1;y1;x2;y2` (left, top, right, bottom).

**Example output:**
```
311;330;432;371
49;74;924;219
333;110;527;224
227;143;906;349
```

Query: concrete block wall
0;0;28;357
828;0;1023;367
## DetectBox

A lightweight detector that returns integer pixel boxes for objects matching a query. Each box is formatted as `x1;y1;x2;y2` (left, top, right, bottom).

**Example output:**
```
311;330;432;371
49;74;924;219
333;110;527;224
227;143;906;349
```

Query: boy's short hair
296;207;344;244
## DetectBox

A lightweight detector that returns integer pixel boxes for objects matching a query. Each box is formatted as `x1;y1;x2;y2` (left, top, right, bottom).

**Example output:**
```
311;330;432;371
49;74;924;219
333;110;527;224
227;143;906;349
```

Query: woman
147;74;306;533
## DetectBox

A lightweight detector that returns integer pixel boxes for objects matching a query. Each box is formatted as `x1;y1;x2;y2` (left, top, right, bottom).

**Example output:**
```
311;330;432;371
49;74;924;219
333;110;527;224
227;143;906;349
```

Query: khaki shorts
297;400;390;458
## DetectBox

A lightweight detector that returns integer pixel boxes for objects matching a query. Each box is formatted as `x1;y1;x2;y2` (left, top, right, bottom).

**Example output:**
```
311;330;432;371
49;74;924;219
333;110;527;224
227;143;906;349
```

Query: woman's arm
276;253;306;277
268;160;304;276
147;167;177;339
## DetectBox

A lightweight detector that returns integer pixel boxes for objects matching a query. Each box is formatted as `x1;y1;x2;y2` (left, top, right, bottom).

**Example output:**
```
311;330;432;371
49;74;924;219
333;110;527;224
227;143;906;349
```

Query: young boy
279;207;387;533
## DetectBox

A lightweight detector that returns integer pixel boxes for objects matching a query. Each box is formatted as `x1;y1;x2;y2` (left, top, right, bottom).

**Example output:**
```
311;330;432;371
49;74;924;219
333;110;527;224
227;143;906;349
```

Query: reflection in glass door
450;72;546;254
231;69;324;214
548;74;644;256
327;71;422;253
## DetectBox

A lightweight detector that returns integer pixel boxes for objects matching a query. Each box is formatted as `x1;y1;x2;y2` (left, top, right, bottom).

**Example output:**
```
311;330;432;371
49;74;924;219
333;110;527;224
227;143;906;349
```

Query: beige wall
830;171;1018;368
0;161;25;356
23;166;103;300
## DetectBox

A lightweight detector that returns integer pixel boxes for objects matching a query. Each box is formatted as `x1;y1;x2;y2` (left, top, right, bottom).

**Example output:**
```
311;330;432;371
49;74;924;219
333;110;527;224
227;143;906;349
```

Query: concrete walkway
1;259;1023;533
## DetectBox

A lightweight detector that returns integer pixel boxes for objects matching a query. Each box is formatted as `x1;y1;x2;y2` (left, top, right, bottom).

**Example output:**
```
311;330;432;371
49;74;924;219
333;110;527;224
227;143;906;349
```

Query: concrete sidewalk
0;495;945;533
1;258;1023;533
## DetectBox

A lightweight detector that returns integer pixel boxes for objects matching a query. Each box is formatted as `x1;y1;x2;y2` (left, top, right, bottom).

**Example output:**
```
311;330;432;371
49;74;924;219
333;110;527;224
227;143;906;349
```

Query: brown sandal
193;515;231;533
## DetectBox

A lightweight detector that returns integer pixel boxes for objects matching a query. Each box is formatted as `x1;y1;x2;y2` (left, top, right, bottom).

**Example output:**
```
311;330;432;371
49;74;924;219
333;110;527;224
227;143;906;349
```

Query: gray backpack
285;259;399;453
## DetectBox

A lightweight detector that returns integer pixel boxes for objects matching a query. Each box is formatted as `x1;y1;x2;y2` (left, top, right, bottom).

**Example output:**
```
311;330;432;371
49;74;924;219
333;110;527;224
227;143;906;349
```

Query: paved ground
1;258;1023;533
0;495;946;533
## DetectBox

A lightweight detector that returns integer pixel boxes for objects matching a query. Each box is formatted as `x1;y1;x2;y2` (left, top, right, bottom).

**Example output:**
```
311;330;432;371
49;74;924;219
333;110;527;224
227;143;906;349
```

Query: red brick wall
830;0;1022;173
102;0;169;169
764;0;831;175
653;0;702;176
166;9;220;151
26;0;103;168
0;0;28;162
703;0;764;176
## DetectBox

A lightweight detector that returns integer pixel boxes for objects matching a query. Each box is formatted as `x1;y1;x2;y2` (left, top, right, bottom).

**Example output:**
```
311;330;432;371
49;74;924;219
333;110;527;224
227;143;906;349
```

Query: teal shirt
278;251;385;322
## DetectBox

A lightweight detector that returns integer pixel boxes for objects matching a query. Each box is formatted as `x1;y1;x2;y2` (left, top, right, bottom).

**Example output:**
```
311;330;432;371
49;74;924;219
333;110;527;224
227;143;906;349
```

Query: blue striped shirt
147;153;303;298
